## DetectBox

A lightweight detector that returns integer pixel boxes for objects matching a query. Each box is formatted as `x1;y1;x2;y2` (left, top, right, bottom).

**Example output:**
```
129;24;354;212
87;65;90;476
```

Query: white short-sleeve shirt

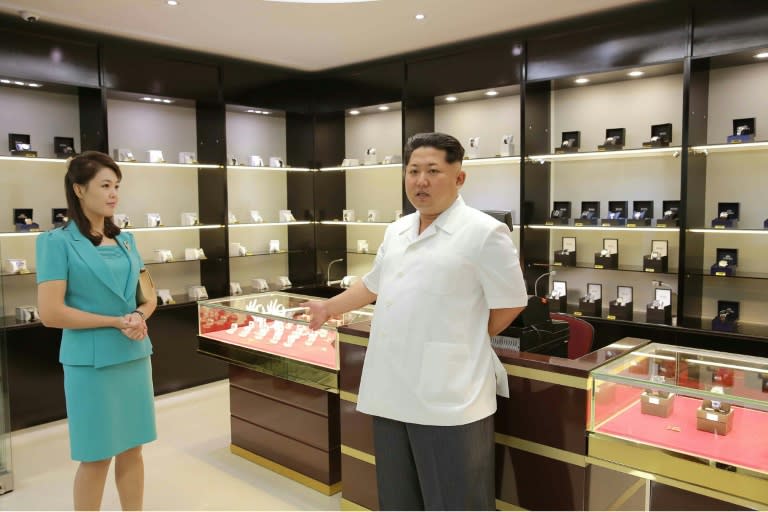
357;196;528;426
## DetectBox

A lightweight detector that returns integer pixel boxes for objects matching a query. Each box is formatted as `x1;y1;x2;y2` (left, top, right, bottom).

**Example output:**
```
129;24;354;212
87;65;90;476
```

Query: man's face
405;146;465;217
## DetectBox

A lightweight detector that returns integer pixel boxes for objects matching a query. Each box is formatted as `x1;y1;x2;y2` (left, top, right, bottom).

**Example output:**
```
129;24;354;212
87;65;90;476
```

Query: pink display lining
597;395;768;473
205;323;337;370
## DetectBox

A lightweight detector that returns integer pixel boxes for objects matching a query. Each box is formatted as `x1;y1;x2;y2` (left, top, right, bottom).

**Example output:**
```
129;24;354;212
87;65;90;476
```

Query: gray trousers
372;414;495;511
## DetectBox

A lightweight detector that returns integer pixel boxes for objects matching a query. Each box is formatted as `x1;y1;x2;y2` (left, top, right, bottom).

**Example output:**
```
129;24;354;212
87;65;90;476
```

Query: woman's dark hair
65;151;122;246
404;132;465;165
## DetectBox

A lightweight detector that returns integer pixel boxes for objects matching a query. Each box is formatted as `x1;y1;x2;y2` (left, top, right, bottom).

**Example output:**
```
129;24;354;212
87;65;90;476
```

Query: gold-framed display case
197;292;373;392
588;342;768;509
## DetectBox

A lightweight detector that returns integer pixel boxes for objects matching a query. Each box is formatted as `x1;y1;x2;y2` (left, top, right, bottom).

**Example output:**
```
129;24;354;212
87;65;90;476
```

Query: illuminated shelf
144;258;206;266
229;250;304;258
346;250;377;256
0;155;66;164
228;165;313;172
1;270;36;277
692;141;768;154
124;224;224;232
529;146;681;163
696;270;768;280
688;228;768;234
533;262;677;275
320;221;392;226
229;221;313;228
462;155;521;167
320;163;402;172
527;224;678;233
118;161;222;169
0;230;44;238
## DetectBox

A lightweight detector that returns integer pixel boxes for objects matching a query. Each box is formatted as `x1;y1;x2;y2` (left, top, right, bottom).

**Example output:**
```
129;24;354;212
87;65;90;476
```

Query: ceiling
0;0;650;71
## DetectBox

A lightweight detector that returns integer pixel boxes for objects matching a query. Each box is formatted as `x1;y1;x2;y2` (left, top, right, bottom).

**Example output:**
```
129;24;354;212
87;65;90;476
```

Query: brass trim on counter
607;479;646;511
230;444;342;496
341;444;376;465
588;435;768;507
340;498;370;511
495;498;527;511
339;333;369;347
495;433;586;468
502;363;589;390
340;391;359;404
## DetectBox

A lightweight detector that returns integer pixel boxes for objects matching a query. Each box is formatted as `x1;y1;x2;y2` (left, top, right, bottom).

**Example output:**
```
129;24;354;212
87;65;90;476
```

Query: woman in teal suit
36;151;157;511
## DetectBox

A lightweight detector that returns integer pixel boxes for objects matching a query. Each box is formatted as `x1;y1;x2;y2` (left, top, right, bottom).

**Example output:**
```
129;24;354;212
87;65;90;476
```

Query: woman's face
74;167;120;221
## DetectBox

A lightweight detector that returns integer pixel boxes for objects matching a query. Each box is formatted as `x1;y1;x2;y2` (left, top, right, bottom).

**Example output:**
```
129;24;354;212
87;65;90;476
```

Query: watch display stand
554;237;576;266
642;123;672;148
9;133;37;157
602;201;627;226
554;131;580;154
594;239;618;269
655;200;680;228
646;288;672;325
627;200;653;227
547;281;568;313
597;128;625;151
643;240;669;273
574;201;600;226
712;300;739;333
546;201;571;226
711;202;739;229
726;117;755;144
710;248;737;276
576;284;602;317
608;302;632;321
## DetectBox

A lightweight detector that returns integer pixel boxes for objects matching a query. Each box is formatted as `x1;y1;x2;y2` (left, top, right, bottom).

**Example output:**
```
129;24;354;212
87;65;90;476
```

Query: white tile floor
2;380;342;510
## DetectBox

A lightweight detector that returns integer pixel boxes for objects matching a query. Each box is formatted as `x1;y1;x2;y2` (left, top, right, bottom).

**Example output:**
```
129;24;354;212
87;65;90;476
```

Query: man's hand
302;300;331;330
120;313;147;341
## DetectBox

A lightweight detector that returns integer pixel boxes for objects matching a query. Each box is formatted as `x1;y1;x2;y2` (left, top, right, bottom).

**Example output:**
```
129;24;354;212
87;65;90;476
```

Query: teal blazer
36;222;153;368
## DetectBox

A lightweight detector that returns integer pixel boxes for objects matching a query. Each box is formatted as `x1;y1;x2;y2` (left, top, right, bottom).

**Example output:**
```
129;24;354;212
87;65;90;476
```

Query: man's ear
456;169;466;187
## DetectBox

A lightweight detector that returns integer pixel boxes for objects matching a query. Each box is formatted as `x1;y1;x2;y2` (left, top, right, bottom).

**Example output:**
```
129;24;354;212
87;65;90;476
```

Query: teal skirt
63;357;157;462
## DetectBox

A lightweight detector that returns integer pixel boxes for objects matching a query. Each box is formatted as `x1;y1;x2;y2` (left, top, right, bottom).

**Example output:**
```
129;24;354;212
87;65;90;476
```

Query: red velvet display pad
597;395;768;473
204;324;338;370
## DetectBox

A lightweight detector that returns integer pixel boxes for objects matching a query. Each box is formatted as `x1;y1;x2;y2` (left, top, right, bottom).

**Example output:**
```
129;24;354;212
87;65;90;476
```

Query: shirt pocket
417;341;472;406
420;251;470;296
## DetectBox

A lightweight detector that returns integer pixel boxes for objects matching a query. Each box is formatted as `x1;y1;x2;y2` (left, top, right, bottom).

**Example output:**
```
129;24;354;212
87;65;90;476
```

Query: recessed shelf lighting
0;78;43;88
13;81;24;86
378;105;390;111
628;70;644;77
261;111;270;115
246;109;262;113
349;110;360;115
162;99;172;103
152;98;162;102
415;13;425;20
445;96;458;102
141;96;174;104
28;83;41;87
0;79;10;84
574;77;590;84
142;97;152;101
166;0;179;5
755;52;768;59
485;90;499;96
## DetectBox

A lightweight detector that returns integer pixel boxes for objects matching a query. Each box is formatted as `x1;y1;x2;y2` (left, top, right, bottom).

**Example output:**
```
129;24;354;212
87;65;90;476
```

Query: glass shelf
118;161;222;169
527;224;679;233
228;165;313;172
229;221;313;228
144;258;206;266
0;231;43;238
688;228;768;235
124;224;224;232
320;163;402;172
0;271;36;277
696;270;768;280
0;155;66;164
320;221;393;226
462;156;522;167
228;250;304;258
533;262;677;275
691;141;768;155
529;146;681;163
346;250;377;256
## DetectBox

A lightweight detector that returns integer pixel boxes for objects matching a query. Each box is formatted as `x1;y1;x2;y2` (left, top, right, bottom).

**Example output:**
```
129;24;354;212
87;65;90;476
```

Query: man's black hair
404;132;465;165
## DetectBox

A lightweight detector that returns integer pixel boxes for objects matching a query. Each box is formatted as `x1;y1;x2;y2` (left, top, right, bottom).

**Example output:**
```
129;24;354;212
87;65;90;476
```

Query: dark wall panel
693;0;768;58
78;87;108;153
313;60;404;114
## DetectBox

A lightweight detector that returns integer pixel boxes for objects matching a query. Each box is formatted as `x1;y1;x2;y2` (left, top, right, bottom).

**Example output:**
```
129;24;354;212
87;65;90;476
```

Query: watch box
15;305;39;323
547;280;568;313
554;131;580;154
655;200;680;228
712;300;739;333
54;136;75;159
711;202;739;229
9;133;36;157
597;128;626;151
13;208;39;232
594;238;618;269
608;285;633;321
640;390;675;417
627;200;654;227
574;201;600;226
52;208;68;228
113;148;136;162
646;288;673;325
696;399;733;435
553;237;576;266
546;201;571;225
601;201;627;226
710;248;737;276
499;134;514;157
642;123;672;148
643;240;669;273
576;283;602;317
727;117;755;144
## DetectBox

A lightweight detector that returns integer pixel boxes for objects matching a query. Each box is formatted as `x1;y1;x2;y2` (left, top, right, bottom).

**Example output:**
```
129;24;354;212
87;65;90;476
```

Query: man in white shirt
304;132;528;510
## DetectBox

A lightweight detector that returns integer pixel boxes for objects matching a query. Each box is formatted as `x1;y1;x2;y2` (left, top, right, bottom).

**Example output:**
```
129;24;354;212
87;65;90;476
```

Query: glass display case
0;238;13;494
590;342;768;499
197;292;373;391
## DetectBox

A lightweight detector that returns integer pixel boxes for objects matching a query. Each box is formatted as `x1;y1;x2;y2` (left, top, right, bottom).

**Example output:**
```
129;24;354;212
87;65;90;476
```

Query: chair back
550;313;594;359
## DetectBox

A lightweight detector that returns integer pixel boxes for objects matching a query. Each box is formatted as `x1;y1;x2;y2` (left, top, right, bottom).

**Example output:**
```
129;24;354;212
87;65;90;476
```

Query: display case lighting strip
684;358;768;374
462;156;521;166
527;224;678;232
0;231;43;238
228;166;313;172
688;228;768;235
320;221;392;226
124;224;224;232
320;163;403;171
0;156;66;164
691;141;768;154
529;147;681;163
229;221;313;227
119;162;222;169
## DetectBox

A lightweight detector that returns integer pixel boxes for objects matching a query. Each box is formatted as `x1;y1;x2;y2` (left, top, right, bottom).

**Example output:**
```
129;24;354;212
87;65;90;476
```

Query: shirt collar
397;195;466;237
